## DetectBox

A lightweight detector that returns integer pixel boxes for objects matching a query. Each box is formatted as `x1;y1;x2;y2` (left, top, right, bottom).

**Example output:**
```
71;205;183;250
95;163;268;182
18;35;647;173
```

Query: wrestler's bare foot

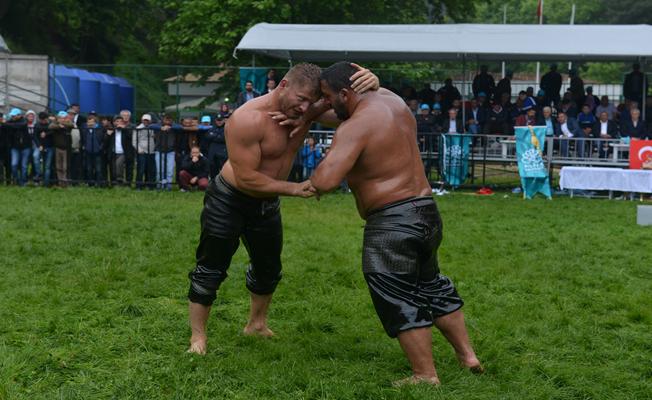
187;334;207;355
392;375;441;387
243;323;275;337
457;353;484;374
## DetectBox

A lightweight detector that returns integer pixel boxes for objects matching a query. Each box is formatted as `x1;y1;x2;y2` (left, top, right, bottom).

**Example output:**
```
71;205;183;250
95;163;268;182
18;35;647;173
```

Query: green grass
0;187;650;399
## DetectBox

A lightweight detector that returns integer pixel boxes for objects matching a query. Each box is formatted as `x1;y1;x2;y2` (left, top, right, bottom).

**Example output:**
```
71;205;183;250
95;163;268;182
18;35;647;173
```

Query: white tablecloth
560;167;652;193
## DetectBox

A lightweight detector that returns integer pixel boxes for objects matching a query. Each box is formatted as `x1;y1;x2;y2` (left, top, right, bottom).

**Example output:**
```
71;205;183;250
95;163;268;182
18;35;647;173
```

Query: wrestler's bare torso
220;94;309;198
313;89;431;218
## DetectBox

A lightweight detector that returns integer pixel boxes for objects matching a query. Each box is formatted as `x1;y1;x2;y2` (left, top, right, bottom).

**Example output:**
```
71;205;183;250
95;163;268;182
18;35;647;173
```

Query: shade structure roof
235;23;652;62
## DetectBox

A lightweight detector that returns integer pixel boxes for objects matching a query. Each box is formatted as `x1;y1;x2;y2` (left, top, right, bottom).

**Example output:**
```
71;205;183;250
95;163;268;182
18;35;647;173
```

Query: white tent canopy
235;23;652;62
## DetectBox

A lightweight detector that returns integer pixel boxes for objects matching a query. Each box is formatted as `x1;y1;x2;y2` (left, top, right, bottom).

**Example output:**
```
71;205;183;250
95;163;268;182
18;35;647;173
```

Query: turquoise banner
441;134;472;187
514;126;552;199
239;67;268;93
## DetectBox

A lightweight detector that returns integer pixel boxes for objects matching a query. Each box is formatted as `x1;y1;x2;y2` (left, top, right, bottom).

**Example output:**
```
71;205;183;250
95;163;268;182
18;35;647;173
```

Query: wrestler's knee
188;264;228;306
245;262;282;295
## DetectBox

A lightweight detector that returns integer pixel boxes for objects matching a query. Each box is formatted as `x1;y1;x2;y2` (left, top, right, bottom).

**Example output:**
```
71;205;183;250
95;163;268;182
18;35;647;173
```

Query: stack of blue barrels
48;65;134;114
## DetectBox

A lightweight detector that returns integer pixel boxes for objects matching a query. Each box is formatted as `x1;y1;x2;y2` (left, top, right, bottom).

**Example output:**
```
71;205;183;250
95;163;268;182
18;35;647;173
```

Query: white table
560;167;652;200
608;142;629;162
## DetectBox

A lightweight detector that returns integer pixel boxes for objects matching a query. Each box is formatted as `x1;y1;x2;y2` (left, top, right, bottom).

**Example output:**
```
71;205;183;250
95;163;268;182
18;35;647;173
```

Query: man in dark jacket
495;70;513;102
540;64;562;107
49;111;74;186
4;108;30;185
80;115;107;186
623;63;648;106
198;115;227;178
437;78;462;113
620;108;648;139
592;111;619;159
472;65;495;100
441;108;465;134
178;145;210;191
568;69;585;111
151;114;178;190
106;115;134;186
555;112;585;158
236;80;261;107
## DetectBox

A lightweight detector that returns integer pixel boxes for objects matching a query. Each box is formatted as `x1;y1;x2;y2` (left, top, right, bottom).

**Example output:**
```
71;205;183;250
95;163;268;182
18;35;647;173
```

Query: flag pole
502;5;507;78
568;4;576;83
535;0;544;92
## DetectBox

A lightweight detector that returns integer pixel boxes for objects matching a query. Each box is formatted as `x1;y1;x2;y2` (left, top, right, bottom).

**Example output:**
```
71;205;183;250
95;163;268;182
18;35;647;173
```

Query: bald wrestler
308;62;483;385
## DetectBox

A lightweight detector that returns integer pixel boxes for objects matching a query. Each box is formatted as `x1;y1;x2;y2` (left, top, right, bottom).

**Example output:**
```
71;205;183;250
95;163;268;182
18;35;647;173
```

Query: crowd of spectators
401;63;650;158
0;105;232;190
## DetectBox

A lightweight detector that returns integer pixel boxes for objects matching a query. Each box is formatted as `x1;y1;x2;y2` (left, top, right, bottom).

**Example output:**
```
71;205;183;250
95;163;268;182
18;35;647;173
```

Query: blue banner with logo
239;67;268;94
441;134;472;187
515;126;552;199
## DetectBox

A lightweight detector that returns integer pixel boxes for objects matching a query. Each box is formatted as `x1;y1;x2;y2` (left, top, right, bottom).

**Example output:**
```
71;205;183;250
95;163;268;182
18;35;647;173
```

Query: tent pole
462;55;466;131
642;57;647;121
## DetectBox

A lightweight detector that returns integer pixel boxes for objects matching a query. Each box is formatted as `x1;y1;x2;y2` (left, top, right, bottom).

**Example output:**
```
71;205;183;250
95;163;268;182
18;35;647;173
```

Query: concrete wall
0;54;49;112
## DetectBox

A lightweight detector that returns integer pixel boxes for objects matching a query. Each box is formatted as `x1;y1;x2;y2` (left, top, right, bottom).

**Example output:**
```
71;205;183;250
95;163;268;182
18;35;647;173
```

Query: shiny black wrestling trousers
188;175;283;306
363;196;464;338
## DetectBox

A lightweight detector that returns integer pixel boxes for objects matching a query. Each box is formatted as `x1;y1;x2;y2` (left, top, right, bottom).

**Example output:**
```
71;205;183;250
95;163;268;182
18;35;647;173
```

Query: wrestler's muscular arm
310;119;368;193
226;113;314;197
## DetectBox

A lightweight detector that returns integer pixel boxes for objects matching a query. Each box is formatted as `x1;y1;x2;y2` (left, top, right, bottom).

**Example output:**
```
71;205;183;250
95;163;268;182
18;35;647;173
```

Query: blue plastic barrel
48;65;79;112
91;73;120;115
72;69;100;113
114;76;134;113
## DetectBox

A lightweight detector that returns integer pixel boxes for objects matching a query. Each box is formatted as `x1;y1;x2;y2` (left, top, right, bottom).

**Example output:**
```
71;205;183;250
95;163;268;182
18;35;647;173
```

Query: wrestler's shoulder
226;106;267;135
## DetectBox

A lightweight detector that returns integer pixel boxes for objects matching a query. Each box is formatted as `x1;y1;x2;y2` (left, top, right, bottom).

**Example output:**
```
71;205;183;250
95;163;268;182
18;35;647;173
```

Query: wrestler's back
346;91;432;218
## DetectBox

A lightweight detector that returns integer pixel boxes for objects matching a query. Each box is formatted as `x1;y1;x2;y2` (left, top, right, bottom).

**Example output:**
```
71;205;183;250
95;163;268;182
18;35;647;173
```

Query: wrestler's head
319;61;358;121
276;63;322;119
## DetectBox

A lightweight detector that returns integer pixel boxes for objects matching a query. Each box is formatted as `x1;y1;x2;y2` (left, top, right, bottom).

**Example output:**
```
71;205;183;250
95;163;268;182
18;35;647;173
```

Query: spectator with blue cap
4;108;31;185
198;115;227;177
49;111;74;187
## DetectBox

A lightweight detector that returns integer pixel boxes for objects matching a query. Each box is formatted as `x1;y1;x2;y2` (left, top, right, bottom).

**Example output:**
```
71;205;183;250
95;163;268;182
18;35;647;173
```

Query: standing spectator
265;69;278;86
199;115;227;177
568;69;585;111
301;136;322;178
620;109;647;139
178;146;210;192
5;108;30;186
595;96;618;121
0;112;9;184
416;104;437;163
81;115;107;187
472;65;495;100
495;70;513;102
406;99;419;116
583;87;598;113
262;79;277;95
120;109;133;125
418;83;437;107
49;111;73;187
218;103;232;120
133;114;156;189
106;115;133;186
438;78;462;113
593;111;619;158
69;103;86;128
25;110;42;184
442;108;464;134
150;114;177;191
67;108;83;185
39;112;55;187
33;112;50;184
558;98;578;119
236;80;260;107
540;64;562;107
623;63;648;107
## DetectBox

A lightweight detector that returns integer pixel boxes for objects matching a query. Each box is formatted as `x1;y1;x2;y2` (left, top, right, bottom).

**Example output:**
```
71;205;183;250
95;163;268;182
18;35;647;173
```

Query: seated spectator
541;107;555;136
555;112;584;157
535;89;547;111
218;103;232;120
558;98;578;119
301;136;322;178
418;83;436;107
515;108;541;127
620;109;648;139
620;100;639;124
438;78;461;112
484;103;510;135
431;103;444;132
595;96;618;121
593;111;619;158
577;104;597;134
517;91;537;114
178;145;210;192
442;108;464;134
416;104;437;155
465;98;487;134
407;99;419;116
236;80;260;107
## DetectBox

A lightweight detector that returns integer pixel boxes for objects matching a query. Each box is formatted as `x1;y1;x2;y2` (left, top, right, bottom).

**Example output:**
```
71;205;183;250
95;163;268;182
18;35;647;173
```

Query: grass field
0;187;650;399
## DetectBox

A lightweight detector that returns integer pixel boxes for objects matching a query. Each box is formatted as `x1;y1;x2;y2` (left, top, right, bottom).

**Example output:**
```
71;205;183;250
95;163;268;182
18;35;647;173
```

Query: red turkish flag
629;139;652;169
536;0;542;18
